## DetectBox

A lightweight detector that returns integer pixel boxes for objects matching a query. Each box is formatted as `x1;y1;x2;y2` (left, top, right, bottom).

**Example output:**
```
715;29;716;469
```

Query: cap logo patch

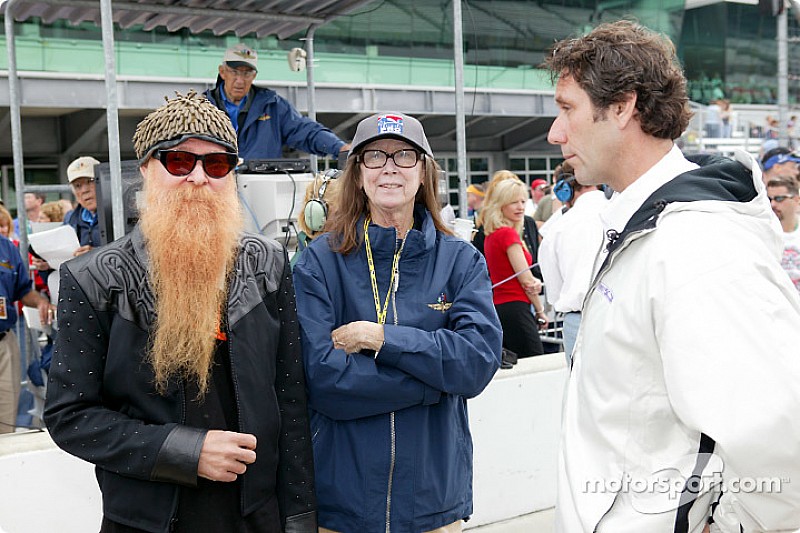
234;47;256;60
377;114;404;136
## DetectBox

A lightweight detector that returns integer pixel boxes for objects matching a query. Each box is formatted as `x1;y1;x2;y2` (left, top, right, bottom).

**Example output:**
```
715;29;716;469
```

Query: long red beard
139;175;243;396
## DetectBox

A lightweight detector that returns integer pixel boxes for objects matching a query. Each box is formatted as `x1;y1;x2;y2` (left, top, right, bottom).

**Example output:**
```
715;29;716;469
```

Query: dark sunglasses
155;150;238;179
768;195;796;203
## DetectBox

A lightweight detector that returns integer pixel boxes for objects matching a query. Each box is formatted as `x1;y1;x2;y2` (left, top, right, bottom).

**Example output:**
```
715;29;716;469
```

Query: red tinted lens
162;151;197;176
203;153;237;178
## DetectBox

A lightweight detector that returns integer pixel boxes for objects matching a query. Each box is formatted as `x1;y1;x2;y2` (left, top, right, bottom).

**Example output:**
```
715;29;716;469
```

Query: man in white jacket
538;175;607;365
545;20;800;533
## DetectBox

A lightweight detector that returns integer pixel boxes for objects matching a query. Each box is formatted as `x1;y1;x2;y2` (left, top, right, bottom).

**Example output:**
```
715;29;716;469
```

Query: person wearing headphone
538;163;607;365
293;170;341;268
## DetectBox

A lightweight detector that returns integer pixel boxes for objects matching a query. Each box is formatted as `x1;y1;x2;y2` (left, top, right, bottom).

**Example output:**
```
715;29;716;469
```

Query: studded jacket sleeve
44;262;204;486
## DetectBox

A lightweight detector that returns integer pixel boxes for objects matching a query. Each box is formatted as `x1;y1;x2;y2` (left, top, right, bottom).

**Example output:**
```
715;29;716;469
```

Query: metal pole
5;0;29;264
100;0;125;240
305;25;319;174
453;0;468;216
777;4;790;146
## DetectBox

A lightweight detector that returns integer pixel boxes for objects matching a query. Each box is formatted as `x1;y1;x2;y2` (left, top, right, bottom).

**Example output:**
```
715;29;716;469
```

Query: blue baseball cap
764;153;800;171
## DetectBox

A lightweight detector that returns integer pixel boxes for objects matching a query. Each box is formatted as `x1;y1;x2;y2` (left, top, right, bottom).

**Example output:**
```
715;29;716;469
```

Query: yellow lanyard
364;216;407;325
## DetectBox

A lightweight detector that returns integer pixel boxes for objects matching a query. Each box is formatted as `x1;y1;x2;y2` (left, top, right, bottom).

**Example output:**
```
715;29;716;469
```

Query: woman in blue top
293;112;502;533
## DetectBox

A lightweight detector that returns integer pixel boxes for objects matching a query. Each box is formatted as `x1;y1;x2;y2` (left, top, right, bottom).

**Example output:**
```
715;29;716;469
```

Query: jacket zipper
168;381;188;532
385;412;396;533
385;234;403;533
225;295;246;513
580;227;653;531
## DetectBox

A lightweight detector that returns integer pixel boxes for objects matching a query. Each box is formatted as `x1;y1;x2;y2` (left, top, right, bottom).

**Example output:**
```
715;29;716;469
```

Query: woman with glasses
293;112;502;533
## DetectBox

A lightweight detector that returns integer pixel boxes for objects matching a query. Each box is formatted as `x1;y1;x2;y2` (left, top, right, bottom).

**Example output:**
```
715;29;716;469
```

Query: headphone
554;173;577;203
303;169;340;233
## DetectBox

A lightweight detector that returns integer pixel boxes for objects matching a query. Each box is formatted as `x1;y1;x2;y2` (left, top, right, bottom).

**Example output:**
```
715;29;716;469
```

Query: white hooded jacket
556;148;800;533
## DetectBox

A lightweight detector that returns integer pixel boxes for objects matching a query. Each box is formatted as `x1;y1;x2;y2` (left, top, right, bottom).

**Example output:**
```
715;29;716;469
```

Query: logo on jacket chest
257;113;271;121
427;292;452;313
596;282;614;303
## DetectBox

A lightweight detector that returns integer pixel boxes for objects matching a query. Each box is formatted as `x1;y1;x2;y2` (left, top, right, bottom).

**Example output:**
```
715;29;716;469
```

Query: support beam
453;0;468;216
332;113;368;136
504;130;551;152
431;115;487;140
100;0;125;240
63;113;107;157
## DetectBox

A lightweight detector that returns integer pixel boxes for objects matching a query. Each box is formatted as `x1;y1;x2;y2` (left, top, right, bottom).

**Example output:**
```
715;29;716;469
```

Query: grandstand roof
1;0;375;39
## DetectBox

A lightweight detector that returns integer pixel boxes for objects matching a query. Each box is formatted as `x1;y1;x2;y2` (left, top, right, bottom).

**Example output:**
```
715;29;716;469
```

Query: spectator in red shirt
482;178;548;358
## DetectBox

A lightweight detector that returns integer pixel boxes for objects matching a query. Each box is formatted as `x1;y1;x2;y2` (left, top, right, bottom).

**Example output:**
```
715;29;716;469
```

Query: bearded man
44;92;317;533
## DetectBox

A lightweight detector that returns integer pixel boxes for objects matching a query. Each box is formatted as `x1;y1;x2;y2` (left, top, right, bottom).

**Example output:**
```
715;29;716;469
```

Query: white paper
27;225;80;269
47;270;60;317
23;305;50;333
30;221;64;234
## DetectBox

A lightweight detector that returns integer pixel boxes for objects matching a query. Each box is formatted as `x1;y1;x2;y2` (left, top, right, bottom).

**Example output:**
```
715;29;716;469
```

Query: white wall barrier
0;431;102;533
0;353;568;533
466;353;567;529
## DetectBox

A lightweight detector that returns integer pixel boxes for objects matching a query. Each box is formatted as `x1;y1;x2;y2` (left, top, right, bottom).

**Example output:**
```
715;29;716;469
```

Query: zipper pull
394;269;400;293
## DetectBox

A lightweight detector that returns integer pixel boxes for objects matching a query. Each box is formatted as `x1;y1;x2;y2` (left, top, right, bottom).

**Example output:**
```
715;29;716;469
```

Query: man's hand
197;430;257;482
73;245;93;257
20;291;54;326
31;257;51;271
40;301;56;326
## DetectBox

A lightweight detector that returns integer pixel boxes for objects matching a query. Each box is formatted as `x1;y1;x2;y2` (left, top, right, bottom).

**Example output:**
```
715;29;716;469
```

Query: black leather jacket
44;228;316;533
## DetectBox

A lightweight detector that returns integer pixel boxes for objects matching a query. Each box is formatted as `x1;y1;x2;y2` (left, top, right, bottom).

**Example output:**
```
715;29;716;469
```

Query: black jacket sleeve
274;255;317;531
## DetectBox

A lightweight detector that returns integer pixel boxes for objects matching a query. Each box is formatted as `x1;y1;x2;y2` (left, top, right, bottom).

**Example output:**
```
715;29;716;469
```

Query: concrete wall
466;353;567;528
0;354;568;533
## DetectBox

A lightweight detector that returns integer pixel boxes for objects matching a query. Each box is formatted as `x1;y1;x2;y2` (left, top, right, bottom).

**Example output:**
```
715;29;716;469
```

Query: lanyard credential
363;216;407;325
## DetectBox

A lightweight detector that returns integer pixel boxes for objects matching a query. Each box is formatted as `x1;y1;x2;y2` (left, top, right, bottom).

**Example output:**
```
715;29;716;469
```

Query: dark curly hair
544;20;692;140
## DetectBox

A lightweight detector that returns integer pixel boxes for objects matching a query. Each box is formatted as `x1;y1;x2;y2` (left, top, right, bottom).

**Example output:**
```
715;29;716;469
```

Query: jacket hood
625;151;758;230
605;150;782;259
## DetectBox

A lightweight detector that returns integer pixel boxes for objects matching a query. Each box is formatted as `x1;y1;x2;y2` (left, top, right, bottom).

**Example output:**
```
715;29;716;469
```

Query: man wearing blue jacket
205;43;350;161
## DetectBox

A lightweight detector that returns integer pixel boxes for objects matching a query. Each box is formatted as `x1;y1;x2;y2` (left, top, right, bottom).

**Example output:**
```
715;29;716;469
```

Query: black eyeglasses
357;149;423;169
155;150;238;179
769;195;796;203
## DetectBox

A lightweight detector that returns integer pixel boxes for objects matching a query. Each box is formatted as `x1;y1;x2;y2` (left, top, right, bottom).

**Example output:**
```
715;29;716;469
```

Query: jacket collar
131;226;151;272
604;150;758;256
624;151;758;233
363;204;436;260
600;145;698;235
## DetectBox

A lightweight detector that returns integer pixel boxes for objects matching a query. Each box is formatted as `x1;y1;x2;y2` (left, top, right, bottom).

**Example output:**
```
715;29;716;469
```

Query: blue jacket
64;206;101;248
293;207;502;533
0;236;32;330
205;80;345;160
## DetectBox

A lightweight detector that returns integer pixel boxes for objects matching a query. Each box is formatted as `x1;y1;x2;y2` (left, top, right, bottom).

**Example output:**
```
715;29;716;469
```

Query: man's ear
139;158;151;177
612;92;637;129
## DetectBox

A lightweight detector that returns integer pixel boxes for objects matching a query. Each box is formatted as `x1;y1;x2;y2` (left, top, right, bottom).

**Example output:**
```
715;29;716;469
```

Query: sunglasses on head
155;150;238;179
